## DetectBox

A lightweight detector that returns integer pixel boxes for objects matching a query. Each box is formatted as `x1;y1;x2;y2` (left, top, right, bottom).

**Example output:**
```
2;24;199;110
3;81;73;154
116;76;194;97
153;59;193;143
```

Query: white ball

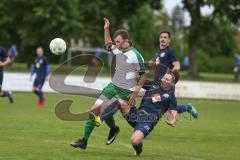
49;38;67;55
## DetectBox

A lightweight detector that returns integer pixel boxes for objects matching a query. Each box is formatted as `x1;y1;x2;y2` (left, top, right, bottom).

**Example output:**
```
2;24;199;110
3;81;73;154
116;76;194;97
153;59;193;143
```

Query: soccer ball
49;38;67;55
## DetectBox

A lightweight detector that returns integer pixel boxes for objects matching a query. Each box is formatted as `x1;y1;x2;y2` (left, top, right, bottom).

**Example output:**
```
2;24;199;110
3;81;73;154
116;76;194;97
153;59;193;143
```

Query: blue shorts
0;72;3;91
127;107;159;137
33;77;45;89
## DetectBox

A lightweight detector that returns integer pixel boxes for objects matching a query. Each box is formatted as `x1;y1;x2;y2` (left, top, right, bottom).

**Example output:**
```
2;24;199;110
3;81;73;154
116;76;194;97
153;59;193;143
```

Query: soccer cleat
134;143;143;156
70;138;87;149
106;126;120;145
187;103;198;119
7;91;14;104
89;112;102;127
36;103;44;108
42;97;47;103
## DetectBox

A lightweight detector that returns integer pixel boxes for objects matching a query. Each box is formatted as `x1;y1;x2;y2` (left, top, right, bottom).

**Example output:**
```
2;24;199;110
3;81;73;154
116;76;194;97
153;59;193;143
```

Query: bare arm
172;61;181;72
104;18;112;47
165;109;178;127
0;57;11;66
128;73;146;105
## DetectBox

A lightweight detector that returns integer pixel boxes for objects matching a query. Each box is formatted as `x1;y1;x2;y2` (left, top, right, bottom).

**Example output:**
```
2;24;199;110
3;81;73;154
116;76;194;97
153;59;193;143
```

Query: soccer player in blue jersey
96;71;178;156
149;31;198;118
30;47;50;107
0;47;14;103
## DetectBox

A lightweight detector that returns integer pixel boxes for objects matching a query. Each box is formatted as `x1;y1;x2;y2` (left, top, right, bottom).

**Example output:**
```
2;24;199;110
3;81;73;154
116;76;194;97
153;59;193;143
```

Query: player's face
160;73;173;89
114;35;129;50
36;48;43;56
159;33;171;48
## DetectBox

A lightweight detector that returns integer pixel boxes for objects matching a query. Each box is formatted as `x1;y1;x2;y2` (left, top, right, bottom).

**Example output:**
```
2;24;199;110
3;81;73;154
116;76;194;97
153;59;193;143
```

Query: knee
90;105;100;115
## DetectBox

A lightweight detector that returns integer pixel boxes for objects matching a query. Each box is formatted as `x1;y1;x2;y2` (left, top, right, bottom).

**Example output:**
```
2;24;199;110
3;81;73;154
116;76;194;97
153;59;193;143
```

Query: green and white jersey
110;45;145;91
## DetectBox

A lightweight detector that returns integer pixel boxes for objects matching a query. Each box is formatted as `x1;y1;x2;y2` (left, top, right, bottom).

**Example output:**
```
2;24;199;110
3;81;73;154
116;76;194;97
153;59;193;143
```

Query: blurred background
1;0;240;80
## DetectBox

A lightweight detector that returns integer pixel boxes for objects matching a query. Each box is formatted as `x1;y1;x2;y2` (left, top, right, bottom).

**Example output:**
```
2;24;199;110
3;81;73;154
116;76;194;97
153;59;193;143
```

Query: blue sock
100;100;121;121
176;104;191;113
1;91;9;97
34;91;39;97
123;109;136;128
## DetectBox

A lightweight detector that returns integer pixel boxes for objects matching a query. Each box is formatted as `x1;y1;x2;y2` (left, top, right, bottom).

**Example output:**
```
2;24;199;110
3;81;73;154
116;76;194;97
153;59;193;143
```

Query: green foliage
1;93;240;160
0;0;82;63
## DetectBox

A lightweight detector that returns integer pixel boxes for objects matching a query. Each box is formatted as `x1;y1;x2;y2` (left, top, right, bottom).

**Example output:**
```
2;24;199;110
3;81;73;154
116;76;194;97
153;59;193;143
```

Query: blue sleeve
31;66;36;75
168;49;178;62
0;47;6;62
46;65;51;76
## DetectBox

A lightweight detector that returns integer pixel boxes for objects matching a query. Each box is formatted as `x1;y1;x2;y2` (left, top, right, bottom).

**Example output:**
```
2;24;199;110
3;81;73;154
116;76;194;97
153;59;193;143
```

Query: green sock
83;118;95;141
105;116;116;129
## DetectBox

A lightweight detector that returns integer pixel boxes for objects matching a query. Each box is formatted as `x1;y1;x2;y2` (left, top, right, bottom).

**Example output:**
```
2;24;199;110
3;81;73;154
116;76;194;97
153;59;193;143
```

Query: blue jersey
236;55;240;65
32;56;48;78
139;80;177;117
154;46;178;69
0;47;6;73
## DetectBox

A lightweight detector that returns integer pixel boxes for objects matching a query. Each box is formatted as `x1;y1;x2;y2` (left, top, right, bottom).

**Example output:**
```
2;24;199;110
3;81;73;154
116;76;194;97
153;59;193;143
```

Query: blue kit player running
149;31;198;118
30;47;50;107
0;47;14;103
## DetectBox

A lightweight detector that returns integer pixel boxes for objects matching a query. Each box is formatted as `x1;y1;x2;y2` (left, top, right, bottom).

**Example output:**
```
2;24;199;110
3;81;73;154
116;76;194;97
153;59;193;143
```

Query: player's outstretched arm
165;109;178;127
104;17;112;47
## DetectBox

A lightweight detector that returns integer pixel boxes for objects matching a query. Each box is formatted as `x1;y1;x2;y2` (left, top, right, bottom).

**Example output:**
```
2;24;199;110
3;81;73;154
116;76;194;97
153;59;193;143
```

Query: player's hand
103;17;110;30
128;92;137;106
0;62;3;66
148;60;155;67
165;120;175;127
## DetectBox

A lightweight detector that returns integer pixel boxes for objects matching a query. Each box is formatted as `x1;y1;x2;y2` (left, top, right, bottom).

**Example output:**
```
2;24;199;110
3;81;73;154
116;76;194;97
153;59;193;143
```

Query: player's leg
176;103;198;119
97;83;122;145
32;78;45;107
130;109;159;156
70;104;101;149
131;130;144;156
0;72;13;104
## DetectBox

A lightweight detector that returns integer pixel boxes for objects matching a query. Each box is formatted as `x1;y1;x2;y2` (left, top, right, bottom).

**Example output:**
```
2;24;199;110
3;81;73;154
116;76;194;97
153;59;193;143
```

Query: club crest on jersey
36;63;40;68
162;93;169;98
160;52;165;57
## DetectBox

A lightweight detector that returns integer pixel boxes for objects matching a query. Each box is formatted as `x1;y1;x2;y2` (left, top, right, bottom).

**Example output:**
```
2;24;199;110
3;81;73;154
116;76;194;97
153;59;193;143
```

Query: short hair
114;29;129;40
168;70;179;84
160;31;171;38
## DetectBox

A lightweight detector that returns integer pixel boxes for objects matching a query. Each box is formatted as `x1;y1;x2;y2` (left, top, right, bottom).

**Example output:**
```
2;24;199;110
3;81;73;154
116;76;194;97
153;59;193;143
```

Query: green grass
0;93;240;160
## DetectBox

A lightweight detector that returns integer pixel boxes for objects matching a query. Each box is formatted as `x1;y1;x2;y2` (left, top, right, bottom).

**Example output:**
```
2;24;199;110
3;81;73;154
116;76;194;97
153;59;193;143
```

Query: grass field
0;92;240;160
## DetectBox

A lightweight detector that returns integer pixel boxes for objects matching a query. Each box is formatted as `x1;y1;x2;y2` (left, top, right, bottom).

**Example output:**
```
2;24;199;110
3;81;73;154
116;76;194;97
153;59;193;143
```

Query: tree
182;0;240;76
0;0;82;63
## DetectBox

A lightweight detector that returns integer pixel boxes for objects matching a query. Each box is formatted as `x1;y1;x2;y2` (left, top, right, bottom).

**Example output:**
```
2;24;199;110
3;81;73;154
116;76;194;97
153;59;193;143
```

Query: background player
0;46;14;103
30;47;50;107
149;31;198;118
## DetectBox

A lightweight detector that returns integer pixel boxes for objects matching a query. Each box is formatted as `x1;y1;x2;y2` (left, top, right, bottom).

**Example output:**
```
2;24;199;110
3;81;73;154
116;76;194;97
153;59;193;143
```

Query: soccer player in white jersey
70;18;146;149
